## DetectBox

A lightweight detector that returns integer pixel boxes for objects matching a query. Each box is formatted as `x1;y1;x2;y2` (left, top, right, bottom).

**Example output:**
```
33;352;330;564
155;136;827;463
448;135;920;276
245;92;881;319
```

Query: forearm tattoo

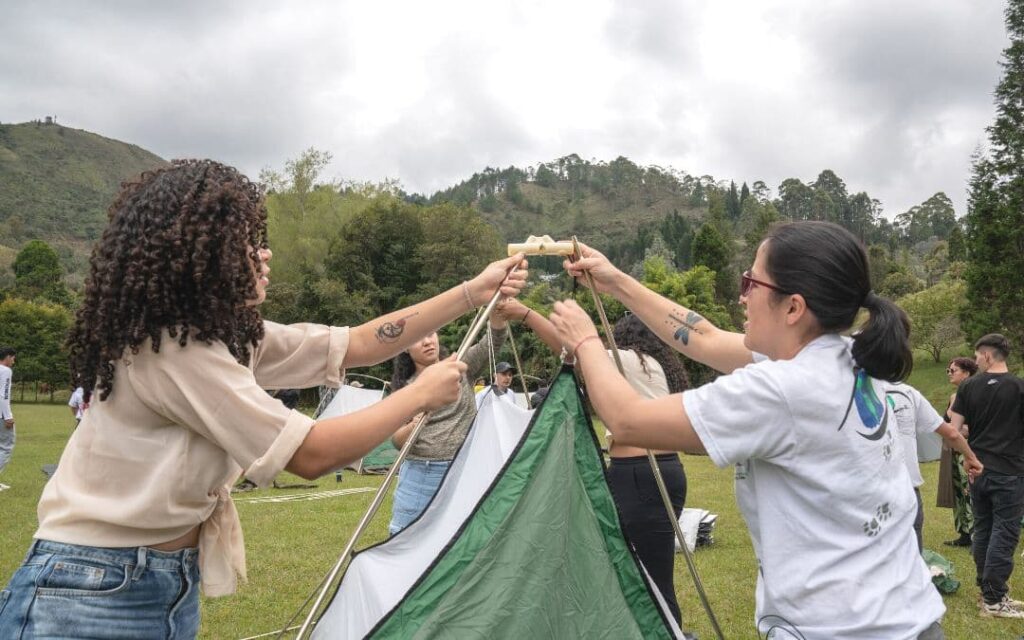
375;312;419;343
668;310;704;346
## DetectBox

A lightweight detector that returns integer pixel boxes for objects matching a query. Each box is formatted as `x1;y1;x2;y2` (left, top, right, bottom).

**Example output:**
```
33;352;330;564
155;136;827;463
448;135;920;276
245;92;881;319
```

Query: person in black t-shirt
950;333;1024;617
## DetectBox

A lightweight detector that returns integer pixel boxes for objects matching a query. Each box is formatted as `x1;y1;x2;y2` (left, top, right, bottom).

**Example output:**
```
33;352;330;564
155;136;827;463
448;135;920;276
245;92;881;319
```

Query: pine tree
962;1;1024;358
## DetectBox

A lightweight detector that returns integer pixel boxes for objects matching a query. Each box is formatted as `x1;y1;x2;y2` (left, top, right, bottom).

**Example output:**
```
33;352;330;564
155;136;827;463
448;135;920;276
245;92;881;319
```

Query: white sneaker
0;483;9;491
981;596;1024;618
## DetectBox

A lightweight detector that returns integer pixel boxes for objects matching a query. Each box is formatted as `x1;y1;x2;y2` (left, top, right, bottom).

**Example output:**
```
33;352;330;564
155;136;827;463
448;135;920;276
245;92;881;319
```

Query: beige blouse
36;321;349;596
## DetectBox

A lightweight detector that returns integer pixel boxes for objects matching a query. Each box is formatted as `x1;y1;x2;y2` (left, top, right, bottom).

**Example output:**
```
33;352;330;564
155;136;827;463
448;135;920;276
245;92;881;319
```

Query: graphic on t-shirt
852;369;888;441
862;502;892;537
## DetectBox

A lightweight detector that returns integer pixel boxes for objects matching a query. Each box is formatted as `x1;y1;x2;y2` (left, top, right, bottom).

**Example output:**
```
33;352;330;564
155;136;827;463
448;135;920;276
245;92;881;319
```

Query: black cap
495;361;516;373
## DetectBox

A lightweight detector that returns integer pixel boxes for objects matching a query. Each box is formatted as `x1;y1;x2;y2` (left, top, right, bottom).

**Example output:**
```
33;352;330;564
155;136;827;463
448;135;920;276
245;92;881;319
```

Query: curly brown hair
612;314;690;394
68;159;268;400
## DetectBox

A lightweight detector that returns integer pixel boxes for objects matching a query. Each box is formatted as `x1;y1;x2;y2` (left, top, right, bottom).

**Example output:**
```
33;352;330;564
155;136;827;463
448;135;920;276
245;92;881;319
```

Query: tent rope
570;236;725;640
505;322;532;409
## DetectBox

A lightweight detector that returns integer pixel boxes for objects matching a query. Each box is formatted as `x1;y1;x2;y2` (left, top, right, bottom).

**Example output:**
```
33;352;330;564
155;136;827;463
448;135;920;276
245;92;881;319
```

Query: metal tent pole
571;237;724;640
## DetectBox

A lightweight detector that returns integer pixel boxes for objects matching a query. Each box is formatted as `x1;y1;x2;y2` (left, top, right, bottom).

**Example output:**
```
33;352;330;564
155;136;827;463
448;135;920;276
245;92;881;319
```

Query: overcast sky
0;0;1010;217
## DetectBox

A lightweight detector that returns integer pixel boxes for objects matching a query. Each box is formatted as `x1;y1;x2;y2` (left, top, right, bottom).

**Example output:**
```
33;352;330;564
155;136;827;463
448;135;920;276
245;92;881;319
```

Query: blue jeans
0;540;200;639
388;459;450;535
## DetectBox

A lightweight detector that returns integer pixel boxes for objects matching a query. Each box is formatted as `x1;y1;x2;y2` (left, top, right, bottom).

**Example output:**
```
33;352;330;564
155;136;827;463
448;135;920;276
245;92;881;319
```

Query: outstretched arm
287;357;467;478
549;300;706;454
494;298;563;355
565;242;752;374
345;254;527;368
946;412;982;481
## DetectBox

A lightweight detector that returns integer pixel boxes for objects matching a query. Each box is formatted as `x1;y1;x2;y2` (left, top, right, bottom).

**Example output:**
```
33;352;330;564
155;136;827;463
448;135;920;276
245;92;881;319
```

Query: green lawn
1;354;1023;639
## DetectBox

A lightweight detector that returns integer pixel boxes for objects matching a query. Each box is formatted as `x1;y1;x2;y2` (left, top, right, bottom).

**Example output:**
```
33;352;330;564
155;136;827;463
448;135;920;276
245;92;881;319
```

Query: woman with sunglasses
937;356;979;547
551;221;948;639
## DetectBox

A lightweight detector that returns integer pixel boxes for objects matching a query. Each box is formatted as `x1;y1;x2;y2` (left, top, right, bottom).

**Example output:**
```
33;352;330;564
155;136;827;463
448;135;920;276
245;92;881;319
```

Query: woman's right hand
411;355;468;411
563;242;624;295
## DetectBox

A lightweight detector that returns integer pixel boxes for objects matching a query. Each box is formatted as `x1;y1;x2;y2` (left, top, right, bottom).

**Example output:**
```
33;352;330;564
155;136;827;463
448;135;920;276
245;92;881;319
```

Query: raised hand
563;242;623;295
468;254;529;304
412;355;468;411
549;300;600;354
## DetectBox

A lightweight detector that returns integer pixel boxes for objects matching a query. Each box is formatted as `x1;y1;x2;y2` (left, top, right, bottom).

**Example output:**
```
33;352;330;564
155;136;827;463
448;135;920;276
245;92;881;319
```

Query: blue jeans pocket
36;558;132;597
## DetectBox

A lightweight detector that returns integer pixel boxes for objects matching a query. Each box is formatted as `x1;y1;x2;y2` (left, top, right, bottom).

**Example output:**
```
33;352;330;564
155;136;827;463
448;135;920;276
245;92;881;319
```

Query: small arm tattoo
669;310;704;346
375;312;419;343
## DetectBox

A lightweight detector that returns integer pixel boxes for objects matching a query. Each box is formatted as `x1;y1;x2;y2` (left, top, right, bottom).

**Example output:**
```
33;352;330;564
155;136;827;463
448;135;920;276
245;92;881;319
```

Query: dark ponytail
851;292;913;382
764;221;912;382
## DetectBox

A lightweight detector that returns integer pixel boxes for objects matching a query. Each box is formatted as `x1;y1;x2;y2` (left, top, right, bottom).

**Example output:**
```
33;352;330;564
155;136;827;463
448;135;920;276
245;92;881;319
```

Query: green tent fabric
315;368;680;639
357;440;398;474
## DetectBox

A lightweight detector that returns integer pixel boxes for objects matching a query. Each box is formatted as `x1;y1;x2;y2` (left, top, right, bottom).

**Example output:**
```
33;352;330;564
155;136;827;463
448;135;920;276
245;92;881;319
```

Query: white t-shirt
887;383;944;488
683;334;943;640
68;386;87;420
0;364;12;420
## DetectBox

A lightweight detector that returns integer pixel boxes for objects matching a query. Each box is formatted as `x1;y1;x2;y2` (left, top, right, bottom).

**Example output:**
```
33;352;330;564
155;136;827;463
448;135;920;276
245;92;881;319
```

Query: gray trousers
0;424;14;474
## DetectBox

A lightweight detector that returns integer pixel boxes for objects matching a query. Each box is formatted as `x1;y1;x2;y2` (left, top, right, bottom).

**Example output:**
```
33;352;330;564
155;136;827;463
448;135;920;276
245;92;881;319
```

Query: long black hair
612;314;690;393
763;221;912;382
390;341;450;391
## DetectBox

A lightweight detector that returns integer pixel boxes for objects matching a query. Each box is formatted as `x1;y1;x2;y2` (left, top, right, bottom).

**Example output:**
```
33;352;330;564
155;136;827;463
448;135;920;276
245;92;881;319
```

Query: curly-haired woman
605;313;690;624
0;160;526;639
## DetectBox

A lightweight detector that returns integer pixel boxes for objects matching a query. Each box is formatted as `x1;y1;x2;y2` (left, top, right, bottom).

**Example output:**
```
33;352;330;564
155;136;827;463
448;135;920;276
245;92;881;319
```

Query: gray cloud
0;1;1011;218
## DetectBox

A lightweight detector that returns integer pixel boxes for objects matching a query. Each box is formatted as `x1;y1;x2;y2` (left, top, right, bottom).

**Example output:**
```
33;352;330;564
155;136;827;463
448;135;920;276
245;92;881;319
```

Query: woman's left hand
549;300;599;352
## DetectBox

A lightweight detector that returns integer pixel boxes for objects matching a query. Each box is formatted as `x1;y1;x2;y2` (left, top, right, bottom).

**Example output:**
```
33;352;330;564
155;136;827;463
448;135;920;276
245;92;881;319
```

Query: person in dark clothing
950;333;1024;618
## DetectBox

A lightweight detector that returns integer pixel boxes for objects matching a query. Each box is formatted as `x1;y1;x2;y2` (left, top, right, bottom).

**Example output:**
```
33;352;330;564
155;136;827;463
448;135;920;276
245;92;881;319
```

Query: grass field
2;354;1024;639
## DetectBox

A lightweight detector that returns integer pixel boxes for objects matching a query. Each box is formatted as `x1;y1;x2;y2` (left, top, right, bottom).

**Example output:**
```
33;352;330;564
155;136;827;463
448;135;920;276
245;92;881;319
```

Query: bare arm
495;298;563;355
344;254;526;369
550;300;706;454
286;358;466;479
565;242;752;374
947;411;981;480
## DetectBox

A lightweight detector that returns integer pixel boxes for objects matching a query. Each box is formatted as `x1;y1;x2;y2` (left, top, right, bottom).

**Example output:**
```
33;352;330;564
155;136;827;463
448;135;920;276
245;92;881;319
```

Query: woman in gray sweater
387;311;508;534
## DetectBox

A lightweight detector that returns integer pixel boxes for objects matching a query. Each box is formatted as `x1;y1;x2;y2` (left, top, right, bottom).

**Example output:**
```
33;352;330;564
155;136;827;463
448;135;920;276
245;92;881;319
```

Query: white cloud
0;0;1010;217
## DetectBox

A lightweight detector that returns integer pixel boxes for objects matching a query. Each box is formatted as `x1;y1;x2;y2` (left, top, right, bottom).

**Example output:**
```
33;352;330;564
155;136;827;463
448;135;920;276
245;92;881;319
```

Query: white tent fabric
474;386;530;410
312;393;534;639
317;385;386;420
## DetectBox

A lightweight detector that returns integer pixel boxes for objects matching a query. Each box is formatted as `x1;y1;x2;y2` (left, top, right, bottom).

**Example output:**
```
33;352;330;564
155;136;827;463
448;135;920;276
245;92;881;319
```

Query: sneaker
981;596;1024;618
0;482;9;491
944;534;972;547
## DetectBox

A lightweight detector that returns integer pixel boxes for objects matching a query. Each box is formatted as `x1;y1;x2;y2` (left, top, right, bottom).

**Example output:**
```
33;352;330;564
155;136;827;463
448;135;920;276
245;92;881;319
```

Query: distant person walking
949;334;1024;618
937;357;978;547
0;347;16;491
68;386;90;427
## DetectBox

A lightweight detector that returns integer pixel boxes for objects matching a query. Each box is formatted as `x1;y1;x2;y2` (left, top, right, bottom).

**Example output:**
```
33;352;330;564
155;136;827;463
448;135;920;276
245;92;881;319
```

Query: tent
317;385;393;474
311;368;682;639
474;386;531;410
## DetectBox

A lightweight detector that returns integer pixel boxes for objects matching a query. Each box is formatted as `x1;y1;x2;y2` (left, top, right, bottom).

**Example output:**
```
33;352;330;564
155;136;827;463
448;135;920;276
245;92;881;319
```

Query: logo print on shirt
852;369;888;441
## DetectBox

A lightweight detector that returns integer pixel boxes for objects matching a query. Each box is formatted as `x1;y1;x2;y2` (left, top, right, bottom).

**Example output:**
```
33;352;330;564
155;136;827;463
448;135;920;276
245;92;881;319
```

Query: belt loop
132;547;148;581
23;538;41;564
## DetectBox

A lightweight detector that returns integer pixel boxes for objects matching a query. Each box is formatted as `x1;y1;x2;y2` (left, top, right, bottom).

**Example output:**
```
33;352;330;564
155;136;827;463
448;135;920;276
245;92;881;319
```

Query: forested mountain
0;120;167;284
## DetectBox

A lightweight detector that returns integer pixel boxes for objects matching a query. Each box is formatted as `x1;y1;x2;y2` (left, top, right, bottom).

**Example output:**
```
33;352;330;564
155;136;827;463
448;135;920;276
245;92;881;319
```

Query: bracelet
461;281;476;311
572;334;602;360
521;309;532;323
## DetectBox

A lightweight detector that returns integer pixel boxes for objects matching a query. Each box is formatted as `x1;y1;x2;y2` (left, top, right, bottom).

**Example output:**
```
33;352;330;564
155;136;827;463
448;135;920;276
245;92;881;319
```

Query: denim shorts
388;459;451;535
0;539;200;639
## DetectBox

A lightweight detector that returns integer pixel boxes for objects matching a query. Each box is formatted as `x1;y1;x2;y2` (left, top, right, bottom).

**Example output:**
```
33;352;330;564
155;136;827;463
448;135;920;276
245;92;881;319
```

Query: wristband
461;281;476;311
522;309;532;323
572;334;602;360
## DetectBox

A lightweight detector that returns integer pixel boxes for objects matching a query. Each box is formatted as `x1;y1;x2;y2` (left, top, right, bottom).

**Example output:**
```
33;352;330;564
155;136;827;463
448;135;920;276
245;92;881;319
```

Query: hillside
426;155;710;256
0;120;167;281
